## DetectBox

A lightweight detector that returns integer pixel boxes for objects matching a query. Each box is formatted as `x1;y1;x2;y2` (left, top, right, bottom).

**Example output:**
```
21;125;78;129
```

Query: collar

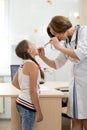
66;25;79;44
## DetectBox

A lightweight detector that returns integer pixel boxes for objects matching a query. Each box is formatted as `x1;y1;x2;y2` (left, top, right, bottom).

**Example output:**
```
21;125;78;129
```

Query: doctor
38;15;87;130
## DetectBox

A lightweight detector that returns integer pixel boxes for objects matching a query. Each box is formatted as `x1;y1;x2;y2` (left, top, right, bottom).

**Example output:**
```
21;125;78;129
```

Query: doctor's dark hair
47;15;72;37
15;40;44;80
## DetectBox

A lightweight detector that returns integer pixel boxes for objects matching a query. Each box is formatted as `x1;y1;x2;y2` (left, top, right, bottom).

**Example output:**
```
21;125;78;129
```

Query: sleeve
54;52;68;69
74;26;87;61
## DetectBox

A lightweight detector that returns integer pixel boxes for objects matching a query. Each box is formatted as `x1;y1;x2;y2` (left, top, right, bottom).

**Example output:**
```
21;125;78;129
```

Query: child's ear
28;49;32;54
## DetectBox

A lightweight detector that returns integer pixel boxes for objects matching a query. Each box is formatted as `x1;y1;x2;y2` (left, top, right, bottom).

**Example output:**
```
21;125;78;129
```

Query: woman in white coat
38;16;87;130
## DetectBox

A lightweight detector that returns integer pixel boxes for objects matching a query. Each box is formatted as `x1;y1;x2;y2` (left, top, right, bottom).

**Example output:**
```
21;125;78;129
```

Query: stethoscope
65;25;80;60
65;25;80;49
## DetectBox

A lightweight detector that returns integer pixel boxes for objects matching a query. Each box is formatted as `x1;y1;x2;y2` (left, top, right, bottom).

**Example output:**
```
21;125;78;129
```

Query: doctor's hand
38;47;45;59
50;37;61;50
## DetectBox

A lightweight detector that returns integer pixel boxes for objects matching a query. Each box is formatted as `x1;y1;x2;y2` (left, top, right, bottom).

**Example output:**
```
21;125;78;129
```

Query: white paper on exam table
39;84;48;92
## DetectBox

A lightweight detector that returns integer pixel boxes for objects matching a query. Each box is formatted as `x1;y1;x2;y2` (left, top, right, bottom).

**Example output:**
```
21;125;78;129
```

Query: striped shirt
16;60;39;111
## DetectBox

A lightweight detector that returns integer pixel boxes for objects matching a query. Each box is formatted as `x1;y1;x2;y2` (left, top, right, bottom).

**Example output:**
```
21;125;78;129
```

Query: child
12;39;44;130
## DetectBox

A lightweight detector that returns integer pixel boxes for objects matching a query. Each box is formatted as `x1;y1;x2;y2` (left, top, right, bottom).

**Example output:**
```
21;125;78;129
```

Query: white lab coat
54;25;87;119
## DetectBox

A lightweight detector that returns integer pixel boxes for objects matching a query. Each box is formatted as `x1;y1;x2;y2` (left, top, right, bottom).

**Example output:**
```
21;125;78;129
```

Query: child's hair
15;40;44;80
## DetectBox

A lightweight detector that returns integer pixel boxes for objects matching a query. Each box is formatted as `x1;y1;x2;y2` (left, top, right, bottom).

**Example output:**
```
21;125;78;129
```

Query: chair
10;65;20;80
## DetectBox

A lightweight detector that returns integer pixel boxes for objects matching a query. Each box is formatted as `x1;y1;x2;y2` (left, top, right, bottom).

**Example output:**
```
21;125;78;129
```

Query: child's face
28;42;38;57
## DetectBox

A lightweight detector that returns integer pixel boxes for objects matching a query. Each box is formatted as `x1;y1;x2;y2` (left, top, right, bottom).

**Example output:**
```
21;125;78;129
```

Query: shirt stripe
16;97;36;110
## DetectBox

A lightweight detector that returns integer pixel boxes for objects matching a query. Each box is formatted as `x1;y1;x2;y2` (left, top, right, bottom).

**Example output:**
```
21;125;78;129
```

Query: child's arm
12;71;20;90
29;62;43;122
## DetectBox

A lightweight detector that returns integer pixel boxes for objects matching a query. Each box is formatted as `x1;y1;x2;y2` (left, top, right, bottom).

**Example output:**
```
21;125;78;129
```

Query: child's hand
36;111;43;122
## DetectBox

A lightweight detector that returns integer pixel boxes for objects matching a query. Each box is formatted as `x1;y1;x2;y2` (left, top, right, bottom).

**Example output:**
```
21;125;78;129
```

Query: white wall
8;0;81;82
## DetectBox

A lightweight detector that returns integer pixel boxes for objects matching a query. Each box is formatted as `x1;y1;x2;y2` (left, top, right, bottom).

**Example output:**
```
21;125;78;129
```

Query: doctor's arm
38;47;56;69
58;46;80;60
50;37;80;60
